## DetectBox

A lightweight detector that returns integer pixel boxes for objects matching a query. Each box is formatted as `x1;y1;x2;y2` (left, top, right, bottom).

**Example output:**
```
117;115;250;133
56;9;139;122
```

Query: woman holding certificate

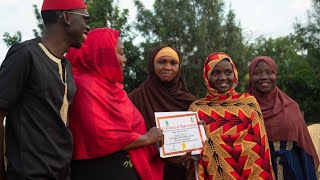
189;52;274;180
129;45;196;180
66;28;164;180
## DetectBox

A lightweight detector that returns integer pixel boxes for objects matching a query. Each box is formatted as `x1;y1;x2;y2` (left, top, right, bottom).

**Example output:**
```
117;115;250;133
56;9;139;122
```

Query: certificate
155;111;206;158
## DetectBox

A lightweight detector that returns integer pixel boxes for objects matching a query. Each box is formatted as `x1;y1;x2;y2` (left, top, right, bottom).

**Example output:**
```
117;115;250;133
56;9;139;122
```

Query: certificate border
156;112;205;157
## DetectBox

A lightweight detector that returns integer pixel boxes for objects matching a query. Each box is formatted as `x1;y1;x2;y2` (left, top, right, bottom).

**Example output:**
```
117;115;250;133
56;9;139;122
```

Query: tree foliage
248;0;320;123
134;0;249;97
3;5;43;48
248;35;319;123
2;31;21;48
86;0;144;92
292;0;320;123
1;0;319;123
32;5;44;37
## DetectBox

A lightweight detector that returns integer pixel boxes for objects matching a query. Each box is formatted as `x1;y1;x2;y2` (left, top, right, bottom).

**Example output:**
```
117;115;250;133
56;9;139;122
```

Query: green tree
249;35;319;123
293;0;320;123
3;5;43;48
2;31;21;48
134;0;248;97
294;0;320;79
221;9;251;92
86;0;144;92
32;5;44;37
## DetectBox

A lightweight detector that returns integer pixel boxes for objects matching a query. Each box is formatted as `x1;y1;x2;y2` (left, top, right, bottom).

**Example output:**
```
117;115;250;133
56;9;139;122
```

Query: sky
0;0;312;63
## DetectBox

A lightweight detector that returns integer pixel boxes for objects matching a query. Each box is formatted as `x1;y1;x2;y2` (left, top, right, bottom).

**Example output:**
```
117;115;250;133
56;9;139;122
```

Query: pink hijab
249;56;319;170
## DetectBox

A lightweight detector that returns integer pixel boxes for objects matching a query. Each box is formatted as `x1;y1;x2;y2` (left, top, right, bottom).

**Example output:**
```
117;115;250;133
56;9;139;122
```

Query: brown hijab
129;45;196;130
249;56;319;170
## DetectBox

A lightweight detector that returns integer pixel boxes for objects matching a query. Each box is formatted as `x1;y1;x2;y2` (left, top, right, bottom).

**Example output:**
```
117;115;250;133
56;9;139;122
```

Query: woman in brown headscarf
249;56;319;180
129;45;196;180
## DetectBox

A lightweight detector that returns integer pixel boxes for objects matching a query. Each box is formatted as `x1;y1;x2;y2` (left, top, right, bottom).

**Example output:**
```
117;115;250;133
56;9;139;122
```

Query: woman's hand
124;127;164;150
198;120;206;125
144;127;164;146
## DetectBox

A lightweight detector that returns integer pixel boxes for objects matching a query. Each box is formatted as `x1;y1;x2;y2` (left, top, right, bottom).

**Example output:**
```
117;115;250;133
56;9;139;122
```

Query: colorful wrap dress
189;52;274;180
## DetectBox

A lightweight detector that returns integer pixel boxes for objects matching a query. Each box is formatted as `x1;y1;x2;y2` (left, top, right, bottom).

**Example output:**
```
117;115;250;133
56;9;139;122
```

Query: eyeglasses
65;11;90;24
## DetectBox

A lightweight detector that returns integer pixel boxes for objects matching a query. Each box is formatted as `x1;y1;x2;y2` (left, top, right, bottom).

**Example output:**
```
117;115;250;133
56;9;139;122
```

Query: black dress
70;151;139;180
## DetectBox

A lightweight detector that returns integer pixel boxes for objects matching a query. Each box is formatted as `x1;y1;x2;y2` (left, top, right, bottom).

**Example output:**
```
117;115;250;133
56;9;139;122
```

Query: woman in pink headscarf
66;27;164;180
249;56;319;180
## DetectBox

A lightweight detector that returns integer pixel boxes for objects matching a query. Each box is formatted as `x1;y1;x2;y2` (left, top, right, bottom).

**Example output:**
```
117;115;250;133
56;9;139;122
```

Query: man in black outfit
0;0;90;179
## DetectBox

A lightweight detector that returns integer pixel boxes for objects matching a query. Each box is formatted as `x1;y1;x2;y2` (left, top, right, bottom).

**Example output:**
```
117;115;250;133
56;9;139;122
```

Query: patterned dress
189;52;274;180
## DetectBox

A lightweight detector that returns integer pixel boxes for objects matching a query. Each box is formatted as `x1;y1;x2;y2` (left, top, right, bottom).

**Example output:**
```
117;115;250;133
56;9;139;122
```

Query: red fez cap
41;0;87;11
